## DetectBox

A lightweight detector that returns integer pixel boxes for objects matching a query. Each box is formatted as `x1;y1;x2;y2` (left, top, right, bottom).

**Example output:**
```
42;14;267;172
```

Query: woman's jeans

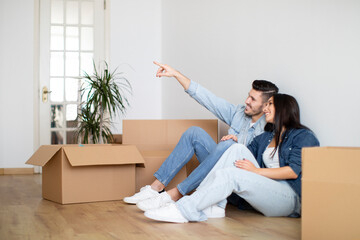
176;144;301;221
154;126;235;195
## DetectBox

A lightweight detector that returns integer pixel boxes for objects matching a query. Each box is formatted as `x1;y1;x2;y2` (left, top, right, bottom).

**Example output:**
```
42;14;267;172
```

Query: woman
143;93;320;223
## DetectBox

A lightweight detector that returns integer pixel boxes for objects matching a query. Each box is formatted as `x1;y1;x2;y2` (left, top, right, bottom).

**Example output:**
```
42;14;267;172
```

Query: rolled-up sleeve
185;80;198;96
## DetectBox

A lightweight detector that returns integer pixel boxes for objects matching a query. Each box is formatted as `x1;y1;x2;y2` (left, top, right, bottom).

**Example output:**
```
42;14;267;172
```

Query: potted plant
76;61;132;144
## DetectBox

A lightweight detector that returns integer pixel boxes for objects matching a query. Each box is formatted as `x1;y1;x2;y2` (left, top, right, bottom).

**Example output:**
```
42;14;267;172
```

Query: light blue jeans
154;126;235;195
176;144;301;221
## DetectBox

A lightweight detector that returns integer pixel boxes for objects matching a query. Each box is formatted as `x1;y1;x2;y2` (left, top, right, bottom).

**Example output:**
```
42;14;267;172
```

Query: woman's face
263;97;275;123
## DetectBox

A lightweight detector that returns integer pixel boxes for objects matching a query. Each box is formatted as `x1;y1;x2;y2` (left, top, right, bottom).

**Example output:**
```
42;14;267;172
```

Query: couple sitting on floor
124;62;320;223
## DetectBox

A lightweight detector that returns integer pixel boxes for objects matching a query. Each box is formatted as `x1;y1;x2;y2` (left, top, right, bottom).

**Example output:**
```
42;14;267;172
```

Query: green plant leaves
76;60;132;144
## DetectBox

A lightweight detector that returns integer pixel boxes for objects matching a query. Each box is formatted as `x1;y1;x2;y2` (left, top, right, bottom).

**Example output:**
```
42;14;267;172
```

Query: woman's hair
265;93;308;154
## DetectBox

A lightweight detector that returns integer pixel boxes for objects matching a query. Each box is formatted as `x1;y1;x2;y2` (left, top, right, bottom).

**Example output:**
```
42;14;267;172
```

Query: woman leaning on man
143;93;320;223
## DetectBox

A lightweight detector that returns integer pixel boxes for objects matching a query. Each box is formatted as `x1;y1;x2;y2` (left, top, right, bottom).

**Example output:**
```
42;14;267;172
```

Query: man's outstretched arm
154;61;191;90
154;61;238;127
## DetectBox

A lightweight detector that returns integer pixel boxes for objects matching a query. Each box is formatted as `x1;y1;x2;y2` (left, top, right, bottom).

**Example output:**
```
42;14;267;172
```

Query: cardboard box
123;119;218;151
123;120;218;191
26;144;145;204
302;147;360;240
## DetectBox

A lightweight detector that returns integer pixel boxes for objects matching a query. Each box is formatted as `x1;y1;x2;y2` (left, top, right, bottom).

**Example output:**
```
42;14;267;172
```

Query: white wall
1;0;359;169
110;0;162;133
161;0;360;147
0;0;35;168
0;0;162;168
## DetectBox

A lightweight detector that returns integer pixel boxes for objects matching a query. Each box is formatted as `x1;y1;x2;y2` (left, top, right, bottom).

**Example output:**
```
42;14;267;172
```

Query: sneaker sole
123;198;139;204
144;211;188;223
137;200;174;212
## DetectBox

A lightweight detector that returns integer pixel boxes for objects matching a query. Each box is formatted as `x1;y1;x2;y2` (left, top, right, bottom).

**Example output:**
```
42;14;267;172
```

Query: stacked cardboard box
122;120;218;192
302;147;360;240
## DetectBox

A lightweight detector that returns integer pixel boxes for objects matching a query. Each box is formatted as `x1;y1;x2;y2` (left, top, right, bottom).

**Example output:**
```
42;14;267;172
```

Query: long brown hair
265;94;308;154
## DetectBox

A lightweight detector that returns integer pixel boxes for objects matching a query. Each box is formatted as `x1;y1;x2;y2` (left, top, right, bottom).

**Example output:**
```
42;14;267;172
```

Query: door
39;0;106;146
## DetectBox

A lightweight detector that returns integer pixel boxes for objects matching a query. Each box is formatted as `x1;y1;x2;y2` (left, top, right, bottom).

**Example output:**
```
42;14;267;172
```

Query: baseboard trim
0;168;34;175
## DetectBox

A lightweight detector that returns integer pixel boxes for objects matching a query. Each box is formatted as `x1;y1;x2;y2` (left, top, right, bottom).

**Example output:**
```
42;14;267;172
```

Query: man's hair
252;80;279;102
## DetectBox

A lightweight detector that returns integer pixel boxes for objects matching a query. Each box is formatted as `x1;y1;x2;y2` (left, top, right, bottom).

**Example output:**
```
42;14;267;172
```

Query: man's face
244;89;266;117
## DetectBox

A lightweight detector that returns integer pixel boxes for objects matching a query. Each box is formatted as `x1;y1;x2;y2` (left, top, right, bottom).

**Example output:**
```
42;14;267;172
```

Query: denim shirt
247;128;320;199
185;81;266;146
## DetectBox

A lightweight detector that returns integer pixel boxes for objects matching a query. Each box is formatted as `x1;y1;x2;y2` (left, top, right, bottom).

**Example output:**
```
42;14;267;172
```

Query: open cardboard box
302;147;360;240
26;144;144;204
123;119;218;192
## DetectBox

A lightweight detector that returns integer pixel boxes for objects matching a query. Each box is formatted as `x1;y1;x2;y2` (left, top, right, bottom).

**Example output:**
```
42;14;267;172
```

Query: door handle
42;86;52;103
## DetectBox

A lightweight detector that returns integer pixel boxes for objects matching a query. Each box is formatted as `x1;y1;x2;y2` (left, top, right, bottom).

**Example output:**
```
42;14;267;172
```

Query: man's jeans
176;144;301;221
154;126;235;195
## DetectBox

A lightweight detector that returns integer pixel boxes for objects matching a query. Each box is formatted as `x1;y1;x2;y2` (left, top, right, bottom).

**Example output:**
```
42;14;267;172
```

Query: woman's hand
234;159;258;173
221;134;238;142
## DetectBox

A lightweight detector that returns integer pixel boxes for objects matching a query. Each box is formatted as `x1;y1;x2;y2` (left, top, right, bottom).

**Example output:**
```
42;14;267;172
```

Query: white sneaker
123;185;159;204
137;192;174;211
144;203;188;223
203;205;225;218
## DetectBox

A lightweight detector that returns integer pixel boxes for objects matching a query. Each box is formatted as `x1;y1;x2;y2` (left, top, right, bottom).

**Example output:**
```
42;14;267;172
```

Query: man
124;61;278;215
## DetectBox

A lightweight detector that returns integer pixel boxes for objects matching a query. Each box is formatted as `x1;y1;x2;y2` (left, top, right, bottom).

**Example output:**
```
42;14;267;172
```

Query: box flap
26;145;63;166
62;145;145;167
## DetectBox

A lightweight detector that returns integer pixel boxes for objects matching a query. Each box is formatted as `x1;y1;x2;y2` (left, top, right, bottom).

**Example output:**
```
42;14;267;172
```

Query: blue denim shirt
247;128;320;199
185;81;266;146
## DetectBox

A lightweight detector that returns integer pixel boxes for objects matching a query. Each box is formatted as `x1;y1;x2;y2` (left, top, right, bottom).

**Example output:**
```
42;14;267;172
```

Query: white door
39;0;106;146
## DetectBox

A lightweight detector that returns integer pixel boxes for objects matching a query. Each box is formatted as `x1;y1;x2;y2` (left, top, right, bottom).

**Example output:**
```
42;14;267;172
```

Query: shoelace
158;193;173;207
145;193;171;208
135;186;154;198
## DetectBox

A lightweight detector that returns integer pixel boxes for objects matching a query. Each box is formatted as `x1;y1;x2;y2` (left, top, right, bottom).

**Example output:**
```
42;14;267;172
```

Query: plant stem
99;101;104;144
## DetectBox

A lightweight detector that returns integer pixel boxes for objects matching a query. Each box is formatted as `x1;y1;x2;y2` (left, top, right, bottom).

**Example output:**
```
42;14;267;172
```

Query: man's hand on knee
221;134;238;142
